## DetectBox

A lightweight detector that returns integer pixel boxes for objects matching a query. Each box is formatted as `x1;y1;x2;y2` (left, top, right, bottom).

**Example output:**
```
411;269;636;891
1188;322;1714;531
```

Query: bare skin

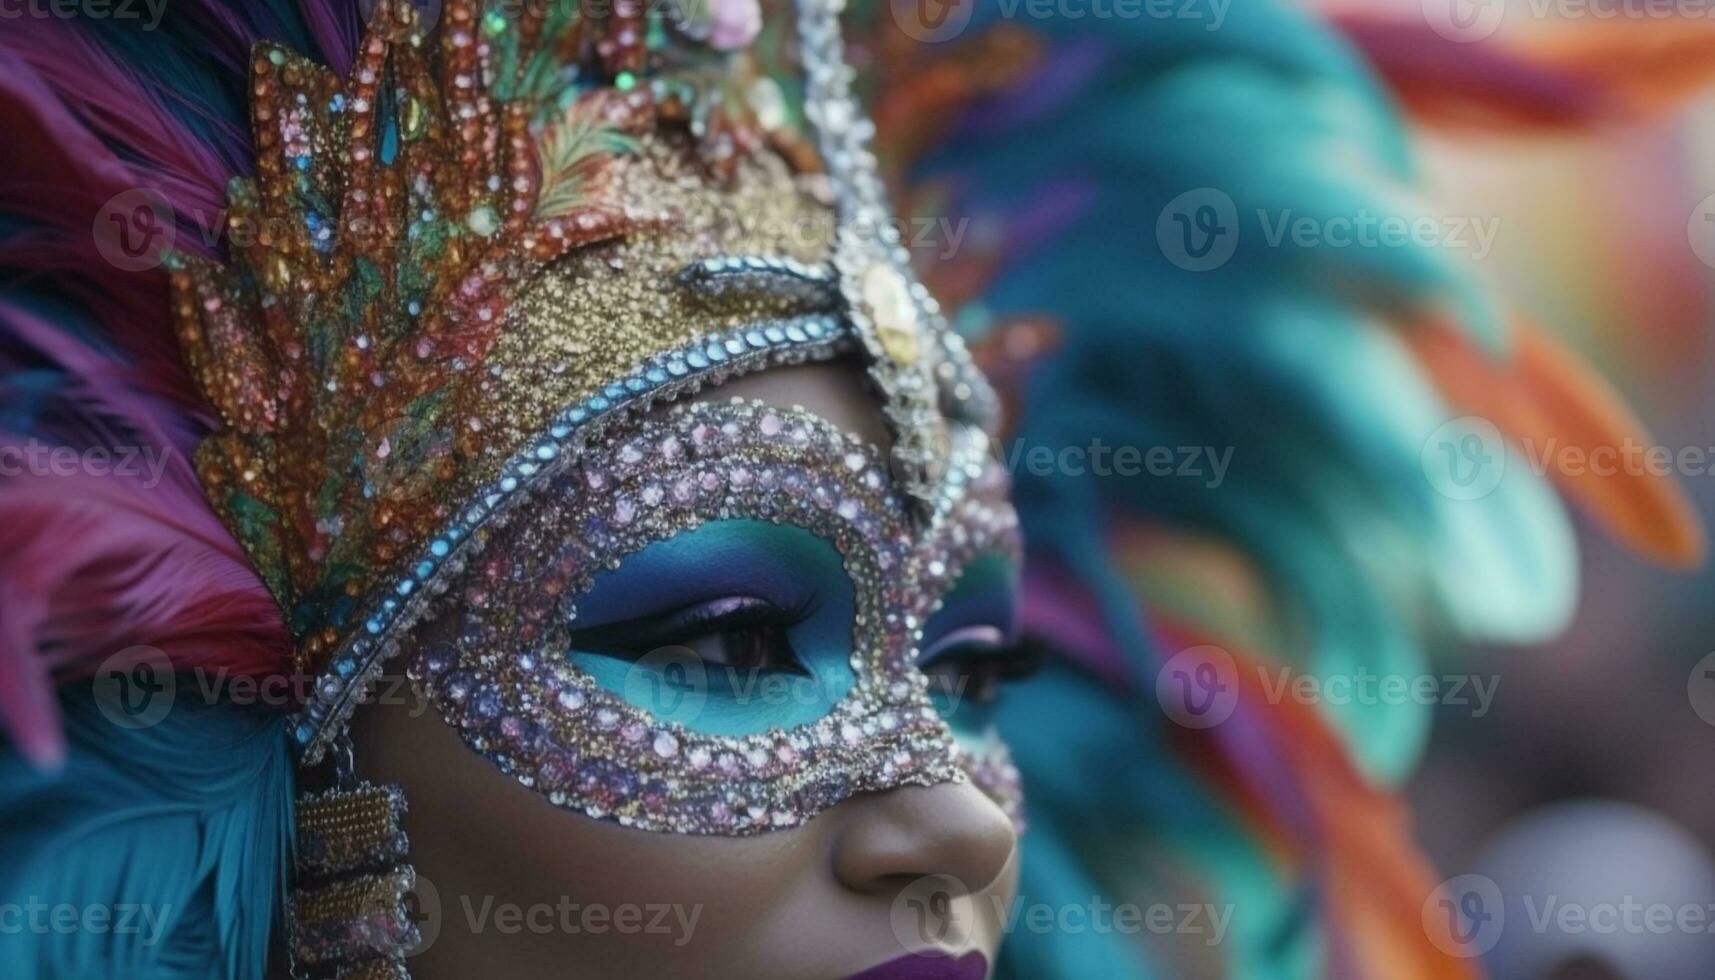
349;362;1021;978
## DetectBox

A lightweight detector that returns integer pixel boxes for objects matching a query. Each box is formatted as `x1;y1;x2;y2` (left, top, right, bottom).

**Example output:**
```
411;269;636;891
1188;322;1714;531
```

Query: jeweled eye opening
566;595;815;677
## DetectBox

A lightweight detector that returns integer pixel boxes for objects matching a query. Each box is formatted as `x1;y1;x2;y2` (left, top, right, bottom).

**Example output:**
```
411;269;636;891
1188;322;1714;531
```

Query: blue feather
0;689;293;979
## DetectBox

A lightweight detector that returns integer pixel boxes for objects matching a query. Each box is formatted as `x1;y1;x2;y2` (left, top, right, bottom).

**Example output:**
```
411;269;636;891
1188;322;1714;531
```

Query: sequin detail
403;400;1020;834
293;322;850;764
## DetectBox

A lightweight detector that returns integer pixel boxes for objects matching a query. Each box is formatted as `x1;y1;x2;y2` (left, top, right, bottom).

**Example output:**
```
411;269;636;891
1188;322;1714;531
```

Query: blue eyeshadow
920;551;1021;662
564;519;858;736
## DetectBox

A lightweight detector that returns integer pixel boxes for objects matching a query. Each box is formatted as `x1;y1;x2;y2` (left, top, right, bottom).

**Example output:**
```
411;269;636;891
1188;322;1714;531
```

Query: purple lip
846;951;988;980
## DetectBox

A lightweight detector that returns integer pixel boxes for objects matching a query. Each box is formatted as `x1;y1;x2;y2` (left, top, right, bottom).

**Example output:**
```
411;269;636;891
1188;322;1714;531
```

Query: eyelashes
564;594;1036;705
920;629;1043;707
921;624;1009;663
565;595;816;676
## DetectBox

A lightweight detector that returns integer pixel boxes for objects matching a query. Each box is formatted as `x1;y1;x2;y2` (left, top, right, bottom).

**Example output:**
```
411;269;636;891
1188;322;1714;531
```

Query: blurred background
1321;2;1715;977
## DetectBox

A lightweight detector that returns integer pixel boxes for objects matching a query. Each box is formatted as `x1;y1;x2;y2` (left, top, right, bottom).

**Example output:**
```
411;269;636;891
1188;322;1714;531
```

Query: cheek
356;697;1023;977
354;695;842;972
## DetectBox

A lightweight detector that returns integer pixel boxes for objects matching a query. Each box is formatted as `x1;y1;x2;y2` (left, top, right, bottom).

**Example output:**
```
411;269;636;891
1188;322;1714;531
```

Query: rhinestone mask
167;0;1015;832
401;399;1023;834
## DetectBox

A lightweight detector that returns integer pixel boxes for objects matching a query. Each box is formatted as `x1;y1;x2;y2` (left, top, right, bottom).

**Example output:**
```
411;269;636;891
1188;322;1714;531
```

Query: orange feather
1518;22;1715;119
1157;620;1485;979
1405;318;1705;568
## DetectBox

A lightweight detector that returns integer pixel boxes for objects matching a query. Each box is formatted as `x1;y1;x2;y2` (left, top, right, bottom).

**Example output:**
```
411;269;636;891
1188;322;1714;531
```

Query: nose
830;780;1017;896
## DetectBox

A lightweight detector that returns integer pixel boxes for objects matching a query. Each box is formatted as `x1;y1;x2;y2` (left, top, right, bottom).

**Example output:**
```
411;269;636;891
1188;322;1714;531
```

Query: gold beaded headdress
167;7;1016;972
168;0;997;765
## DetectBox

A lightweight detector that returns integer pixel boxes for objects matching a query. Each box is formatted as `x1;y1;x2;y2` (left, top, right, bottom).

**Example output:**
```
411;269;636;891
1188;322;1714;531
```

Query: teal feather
0;690;293;979
908;1;1585;976
994;664;1319;978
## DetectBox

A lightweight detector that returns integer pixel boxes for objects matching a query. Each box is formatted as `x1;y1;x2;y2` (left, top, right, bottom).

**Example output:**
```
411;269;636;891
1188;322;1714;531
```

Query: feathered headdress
3;0;1713;977
0;0;1000;971
850;2;1711;977
6;0;1003;773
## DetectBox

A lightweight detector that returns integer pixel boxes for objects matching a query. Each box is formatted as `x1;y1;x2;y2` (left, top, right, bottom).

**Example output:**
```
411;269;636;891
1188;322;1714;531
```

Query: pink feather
0;304;289;769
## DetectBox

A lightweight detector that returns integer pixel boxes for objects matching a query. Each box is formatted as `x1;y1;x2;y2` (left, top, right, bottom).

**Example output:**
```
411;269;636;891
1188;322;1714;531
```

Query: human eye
547;518;859;732
565;595;814;676
918;552;1034;711
920;628;1041;707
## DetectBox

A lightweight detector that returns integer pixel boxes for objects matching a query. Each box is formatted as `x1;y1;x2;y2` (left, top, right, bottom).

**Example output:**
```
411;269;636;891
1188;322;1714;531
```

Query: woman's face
351;361;1026;979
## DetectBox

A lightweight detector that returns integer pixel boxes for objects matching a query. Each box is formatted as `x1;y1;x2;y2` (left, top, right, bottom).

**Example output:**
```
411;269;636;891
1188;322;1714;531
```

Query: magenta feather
0;4;379;769
0;304;289;769
3;24;237;218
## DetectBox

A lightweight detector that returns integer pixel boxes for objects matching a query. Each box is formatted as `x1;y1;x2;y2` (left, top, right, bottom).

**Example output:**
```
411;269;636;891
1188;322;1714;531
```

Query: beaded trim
294;317;851;764
404;399;1020;835
917;452;1027;833
677;255;841;308
290;0;1009;774
793;0;1000;511
288;866;417;971
294;783;411;880
956;732;1027;835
